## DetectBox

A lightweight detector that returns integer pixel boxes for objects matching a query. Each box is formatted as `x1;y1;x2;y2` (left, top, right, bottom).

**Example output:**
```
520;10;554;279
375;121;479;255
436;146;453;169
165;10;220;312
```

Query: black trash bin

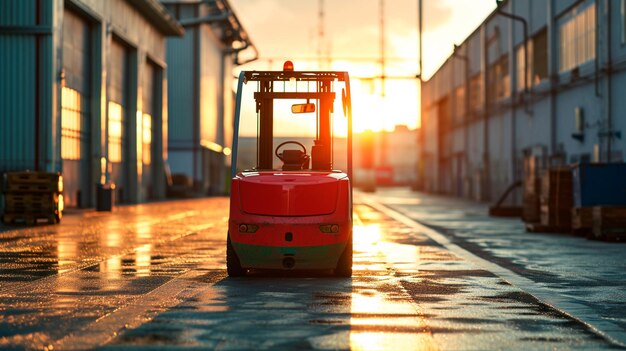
96;182;115;211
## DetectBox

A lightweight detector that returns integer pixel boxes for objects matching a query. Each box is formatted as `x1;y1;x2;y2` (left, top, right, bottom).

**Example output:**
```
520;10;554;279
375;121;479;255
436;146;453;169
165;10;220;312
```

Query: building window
517;28;548;92
559;3;596;72
108;101;123;163
61;87;81;160
469;74;483;112
516;44;528;92
532;29;548;84
454;85;465;123
142;113;152;165
489;55;510;102
496;55;510;100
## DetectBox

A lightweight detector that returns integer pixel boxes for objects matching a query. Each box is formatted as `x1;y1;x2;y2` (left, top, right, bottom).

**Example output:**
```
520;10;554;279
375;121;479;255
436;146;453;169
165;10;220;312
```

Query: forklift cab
227;61;354;276
232;61;349;174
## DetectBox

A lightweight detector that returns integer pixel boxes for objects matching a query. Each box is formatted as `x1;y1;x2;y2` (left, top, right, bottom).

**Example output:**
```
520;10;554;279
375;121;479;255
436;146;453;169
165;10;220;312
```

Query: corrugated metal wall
0;0;37;171
165;5;195;146
1;0;178;208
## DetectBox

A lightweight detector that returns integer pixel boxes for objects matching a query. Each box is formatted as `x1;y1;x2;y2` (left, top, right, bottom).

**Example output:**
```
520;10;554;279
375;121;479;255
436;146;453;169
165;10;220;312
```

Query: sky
229;0;496;135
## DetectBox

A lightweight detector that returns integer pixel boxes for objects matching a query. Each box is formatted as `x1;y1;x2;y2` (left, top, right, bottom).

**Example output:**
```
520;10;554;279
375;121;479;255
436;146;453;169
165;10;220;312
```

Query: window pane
142;113;152;165
532;29;548;83
61;87;82;160
559;3;596;73
108;101;123;163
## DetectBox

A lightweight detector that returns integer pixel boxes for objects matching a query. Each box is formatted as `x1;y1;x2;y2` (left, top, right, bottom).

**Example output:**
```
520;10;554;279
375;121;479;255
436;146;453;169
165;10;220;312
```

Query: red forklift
227;61;353;277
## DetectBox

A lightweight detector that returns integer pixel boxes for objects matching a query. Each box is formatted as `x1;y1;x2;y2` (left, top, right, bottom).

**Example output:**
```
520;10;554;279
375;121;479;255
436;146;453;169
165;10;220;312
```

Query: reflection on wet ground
368;188;626;347
0;197;619;350
0;199;228;350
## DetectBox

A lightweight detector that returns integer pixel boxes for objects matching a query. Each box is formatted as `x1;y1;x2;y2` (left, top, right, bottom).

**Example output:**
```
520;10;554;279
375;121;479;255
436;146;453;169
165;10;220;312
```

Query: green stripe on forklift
232;242;346;270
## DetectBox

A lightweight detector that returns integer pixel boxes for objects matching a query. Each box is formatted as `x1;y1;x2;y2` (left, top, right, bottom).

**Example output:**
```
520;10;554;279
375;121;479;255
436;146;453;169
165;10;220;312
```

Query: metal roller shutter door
61;9;91;208
142;62;156;199
109;40;129;204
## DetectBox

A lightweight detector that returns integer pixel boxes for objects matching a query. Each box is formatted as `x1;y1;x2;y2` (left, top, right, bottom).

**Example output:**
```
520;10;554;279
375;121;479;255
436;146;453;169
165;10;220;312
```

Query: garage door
142;62;157;200
61;9;91;208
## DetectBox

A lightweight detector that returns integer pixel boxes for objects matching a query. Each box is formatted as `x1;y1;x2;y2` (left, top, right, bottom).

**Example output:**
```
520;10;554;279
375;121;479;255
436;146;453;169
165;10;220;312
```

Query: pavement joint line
0;218;215;296
52;269;227;350
360;194;626;349
0;209;200;241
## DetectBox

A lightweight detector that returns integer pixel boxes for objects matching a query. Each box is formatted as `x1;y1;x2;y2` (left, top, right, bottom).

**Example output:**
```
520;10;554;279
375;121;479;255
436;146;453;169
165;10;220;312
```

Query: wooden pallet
591;206;626;241
6;171;61;183
539;168;573;231
4;193;60;212
571;207;593;235
522;193;541;223
2;211;61;225
5;182;60;193
4;171;62;193
2;171;64;225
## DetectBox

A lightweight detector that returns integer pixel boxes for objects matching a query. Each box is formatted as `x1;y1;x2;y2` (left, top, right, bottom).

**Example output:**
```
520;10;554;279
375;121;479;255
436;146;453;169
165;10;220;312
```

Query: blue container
572;163;626;207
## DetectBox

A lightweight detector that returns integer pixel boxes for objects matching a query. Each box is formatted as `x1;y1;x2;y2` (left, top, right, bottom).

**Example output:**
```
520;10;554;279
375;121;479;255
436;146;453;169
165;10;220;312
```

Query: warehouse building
420;0;626;204
0;0;183;207
162;0;257;195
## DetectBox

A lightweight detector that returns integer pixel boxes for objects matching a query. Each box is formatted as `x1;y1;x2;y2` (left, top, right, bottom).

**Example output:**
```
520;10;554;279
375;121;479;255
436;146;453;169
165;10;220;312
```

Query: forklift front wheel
227;234;247;277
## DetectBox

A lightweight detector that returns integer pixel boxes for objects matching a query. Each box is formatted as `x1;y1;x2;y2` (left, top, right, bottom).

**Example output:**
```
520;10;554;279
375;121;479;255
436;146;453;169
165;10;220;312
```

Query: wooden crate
571;207;593;235
592;206;626;241
522;156;542;224
538;168;573;231
523;191;541;223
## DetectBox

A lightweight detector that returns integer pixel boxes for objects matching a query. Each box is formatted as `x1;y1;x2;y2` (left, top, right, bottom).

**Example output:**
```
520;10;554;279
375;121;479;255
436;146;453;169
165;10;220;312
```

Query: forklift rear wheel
334;235;353;277
227;234;247;277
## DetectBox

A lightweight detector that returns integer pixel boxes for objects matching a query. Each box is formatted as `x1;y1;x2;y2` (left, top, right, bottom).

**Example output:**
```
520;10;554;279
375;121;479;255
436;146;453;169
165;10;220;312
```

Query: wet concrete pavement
365;187;626;349
0;194;622;350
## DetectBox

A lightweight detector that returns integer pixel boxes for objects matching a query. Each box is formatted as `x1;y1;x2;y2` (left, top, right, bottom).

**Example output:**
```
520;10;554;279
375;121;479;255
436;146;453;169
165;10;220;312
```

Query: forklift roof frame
230;69;353;180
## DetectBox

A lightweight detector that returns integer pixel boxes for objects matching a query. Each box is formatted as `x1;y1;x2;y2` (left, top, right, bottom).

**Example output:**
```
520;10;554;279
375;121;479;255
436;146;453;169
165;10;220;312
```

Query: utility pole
318;0;324;69
418;0;422;84
416;0;423;190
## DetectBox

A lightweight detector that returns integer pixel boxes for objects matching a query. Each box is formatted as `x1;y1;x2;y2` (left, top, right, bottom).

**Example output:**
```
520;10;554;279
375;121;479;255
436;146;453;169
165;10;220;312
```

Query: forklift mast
231;65;353;177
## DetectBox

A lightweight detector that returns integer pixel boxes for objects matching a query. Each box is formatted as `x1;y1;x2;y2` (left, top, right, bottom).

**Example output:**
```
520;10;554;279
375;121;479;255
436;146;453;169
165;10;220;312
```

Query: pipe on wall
482;25;490;201
606;0;613;162
35;0;41;171
179;0;258;66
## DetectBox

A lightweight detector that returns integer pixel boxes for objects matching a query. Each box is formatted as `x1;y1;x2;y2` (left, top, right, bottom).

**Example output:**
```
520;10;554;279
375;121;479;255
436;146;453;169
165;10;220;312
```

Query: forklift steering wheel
275;141;307;161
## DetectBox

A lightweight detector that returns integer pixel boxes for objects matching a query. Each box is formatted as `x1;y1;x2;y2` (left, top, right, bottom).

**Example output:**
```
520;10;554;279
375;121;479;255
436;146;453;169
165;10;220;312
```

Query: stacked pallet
592;206;626;241
522;157;541;223
571;207;593;235
572;163;626;238
2;172;63;225
534;167;572;231
522;179;541;223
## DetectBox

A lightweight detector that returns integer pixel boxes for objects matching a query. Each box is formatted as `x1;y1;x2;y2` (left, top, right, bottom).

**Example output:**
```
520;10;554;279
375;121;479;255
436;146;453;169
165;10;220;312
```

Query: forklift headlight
319;224;339;234
238;224;259;233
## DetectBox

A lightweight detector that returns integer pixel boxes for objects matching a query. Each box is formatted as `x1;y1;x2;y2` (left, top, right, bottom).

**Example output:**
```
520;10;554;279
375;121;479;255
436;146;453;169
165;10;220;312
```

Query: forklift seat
281;149;310;171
